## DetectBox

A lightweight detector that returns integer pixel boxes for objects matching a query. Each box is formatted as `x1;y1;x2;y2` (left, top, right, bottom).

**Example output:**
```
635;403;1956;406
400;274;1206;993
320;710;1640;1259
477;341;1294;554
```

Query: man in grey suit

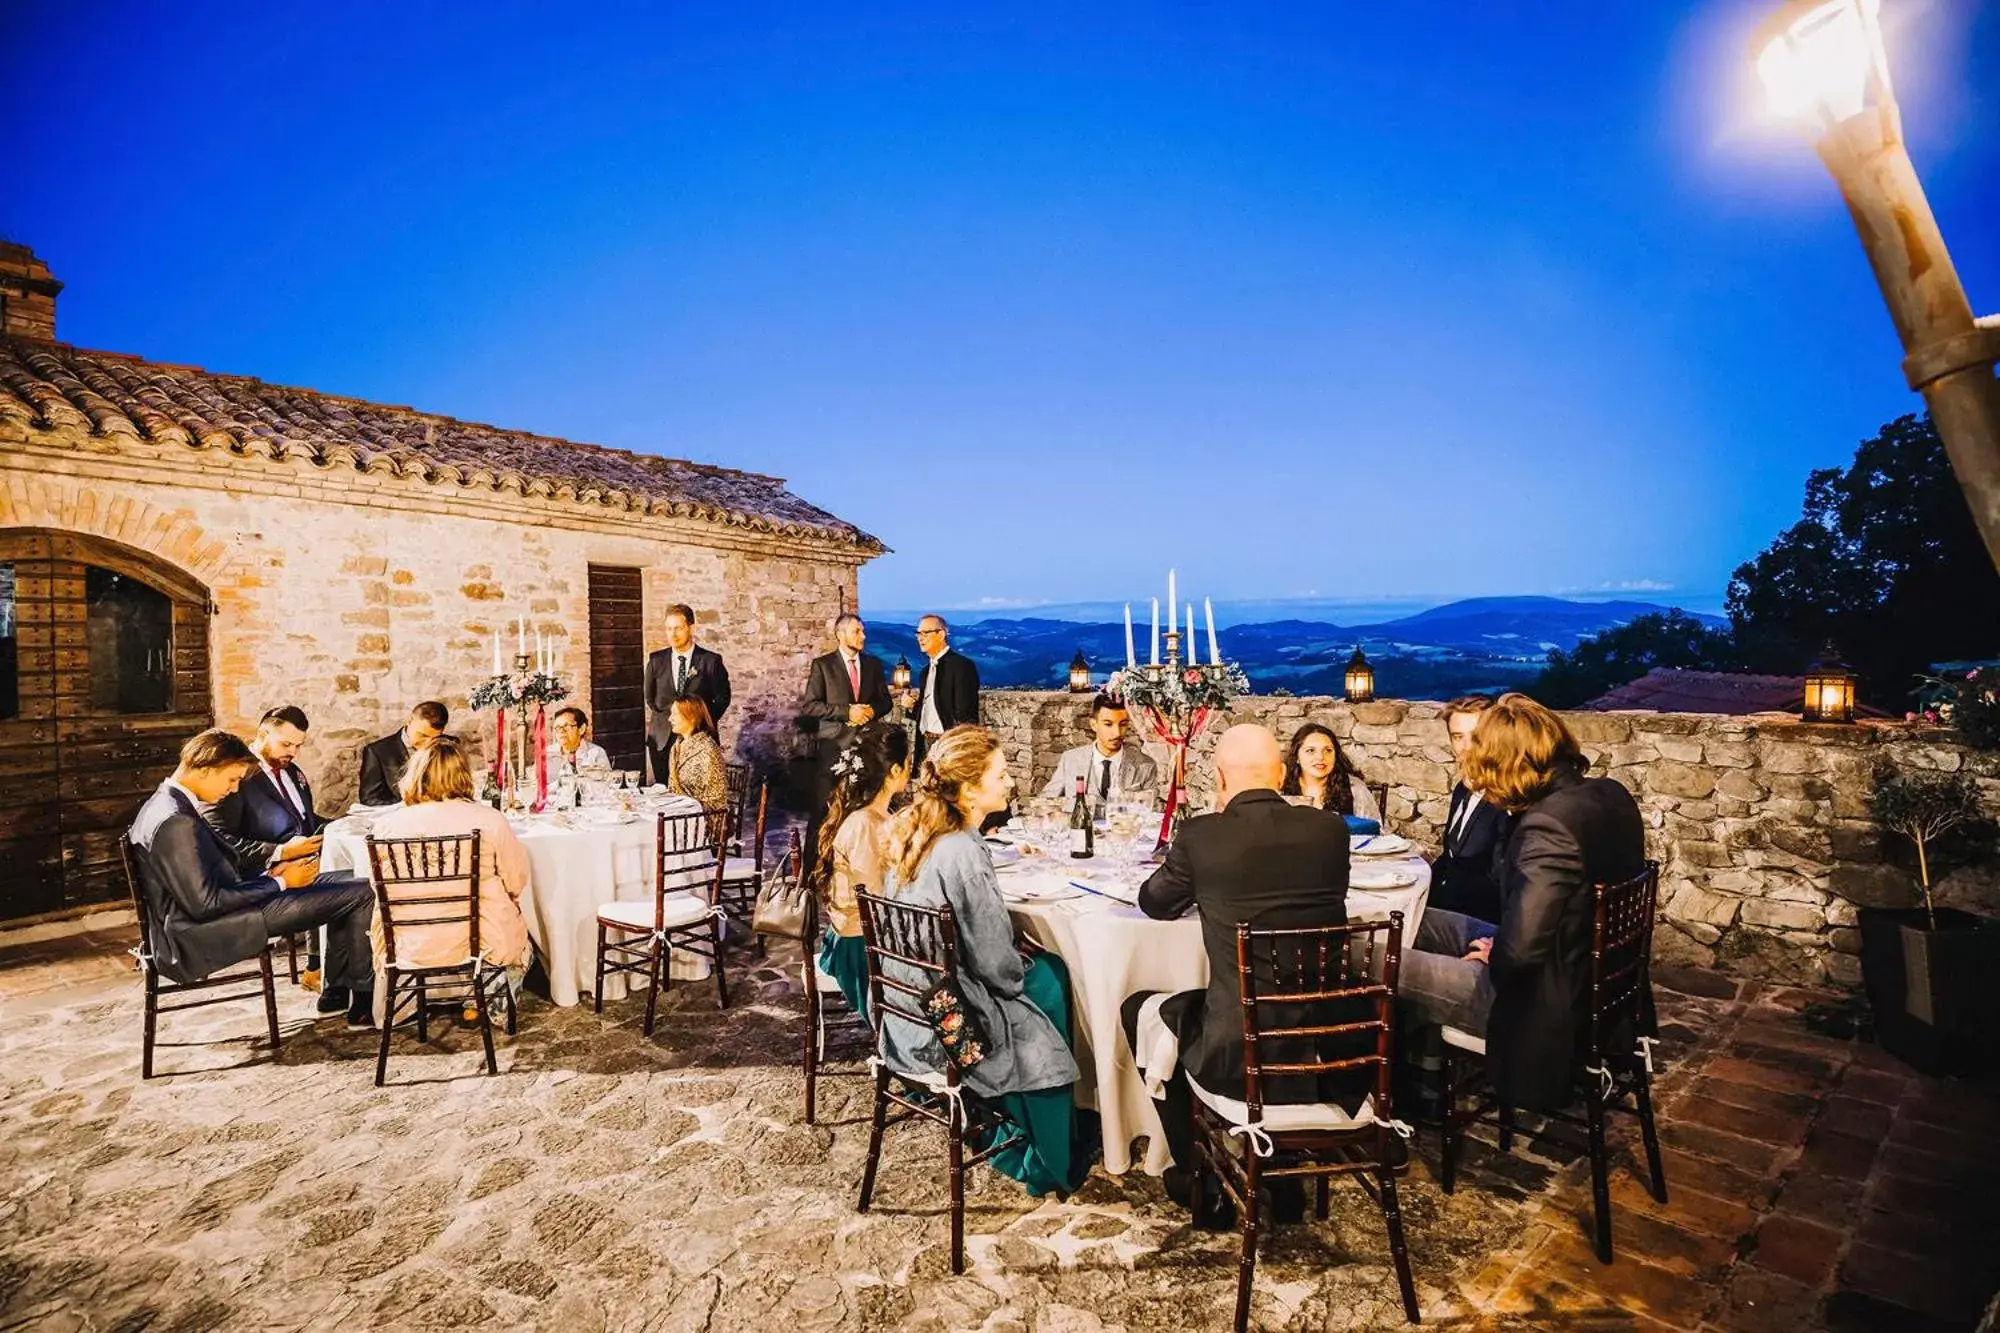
126;729;376;1026
798;612;893;864
1041;694;1160;804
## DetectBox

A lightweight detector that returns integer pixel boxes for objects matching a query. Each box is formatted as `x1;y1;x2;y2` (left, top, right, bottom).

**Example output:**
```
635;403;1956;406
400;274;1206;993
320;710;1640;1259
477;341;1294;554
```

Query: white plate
1351;865;1419;890
1351;833;1412;857
1000;881;1081;903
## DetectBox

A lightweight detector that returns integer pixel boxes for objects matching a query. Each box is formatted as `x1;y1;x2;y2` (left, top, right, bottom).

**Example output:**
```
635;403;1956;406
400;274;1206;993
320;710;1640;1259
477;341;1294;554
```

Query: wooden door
0;529;213;922
586;564;646;773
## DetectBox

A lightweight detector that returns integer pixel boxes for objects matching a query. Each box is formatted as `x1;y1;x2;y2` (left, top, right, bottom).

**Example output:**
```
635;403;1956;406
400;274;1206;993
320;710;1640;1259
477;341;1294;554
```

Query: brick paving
0;927;1995;1331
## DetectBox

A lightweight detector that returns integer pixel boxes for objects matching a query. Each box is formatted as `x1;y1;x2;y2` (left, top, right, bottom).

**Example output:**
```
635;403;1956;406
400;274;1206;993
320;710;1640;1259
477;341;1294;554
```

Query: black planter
1857;907;2000;1076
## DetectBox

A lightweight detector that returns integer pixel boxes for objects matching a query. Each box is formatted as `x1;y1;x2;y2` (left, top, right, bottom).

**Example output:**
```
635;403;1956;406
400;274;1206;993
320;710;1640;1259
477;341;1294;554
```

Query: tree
1870;764;1993;928
1728;414;2000;707
1532;610;1739;708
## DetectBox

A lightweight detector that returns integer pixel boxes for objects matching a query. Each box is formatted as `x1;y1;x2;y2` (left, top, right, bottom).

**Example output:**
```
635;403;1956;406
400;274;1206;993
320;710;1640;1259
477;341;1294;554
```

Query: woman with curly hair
810;722;910;1016
1280;722;1382;824
878;725;1089;1196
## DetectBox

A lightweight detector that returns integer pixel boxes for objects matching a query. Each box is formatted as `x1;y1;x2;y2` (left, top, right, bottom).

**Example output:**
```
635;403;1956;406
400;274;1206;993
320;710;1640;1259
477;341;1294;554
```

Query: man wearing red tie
798;612;893;865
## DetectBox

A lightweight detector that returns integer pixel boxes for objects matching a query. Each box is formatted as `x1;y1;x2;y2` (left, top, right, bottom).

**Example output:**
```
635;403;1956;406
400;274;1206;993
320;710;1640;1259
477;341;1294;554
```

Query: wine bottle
1069;776;1094;859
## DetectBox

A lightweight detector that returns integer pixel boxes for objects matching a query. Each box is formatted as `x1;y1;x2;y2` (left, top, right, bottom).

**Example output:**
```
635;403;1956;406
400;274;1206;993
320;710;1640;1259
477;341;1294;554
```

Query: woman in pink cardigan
369;737;532;1007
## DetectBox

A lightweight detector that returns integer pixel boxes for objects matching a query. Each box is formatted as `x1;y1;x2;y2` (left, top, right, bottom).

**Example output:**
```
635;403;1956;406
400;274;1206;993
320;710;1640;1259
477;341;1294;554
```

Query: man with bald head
1121;724;1360;1226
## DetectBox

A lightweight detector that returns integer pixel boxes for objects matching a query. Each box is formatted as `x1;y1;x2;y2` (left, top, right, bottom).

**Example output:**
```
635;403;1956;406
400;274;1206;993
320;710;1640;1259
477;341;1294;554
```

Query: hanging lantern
1802;644;1856;724
1343;648;1375;704
891;655;912;693
1068;650;1092;693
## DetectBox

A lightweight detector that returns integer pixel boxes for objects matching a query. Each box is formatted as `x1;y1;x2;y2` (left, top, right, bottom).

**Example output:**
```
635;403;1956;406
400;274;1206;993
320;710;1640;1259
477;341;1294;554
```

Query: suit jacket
1040;743;1160;802
126;782;282;984
798;650;893;746
914;649;980;735
644;644;732;748
208;762;326;872
1137;789;1370;1113
358;730;410;807
1486;769;1647;1112
1428;782;1512;923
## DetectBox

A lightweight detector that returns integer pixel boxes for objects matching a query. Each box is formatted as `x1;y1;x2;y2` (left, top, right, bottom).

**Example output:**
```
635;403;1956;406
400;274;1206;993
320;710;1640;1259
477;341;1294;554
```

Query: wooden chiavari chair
593;808;729;1034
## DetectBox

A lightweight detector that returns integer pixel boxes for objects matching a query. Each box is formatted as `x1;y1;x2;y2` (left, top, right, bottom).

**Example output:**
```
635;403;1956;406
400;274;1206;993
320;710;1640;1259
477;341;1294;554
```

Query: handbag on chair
751;836;810;938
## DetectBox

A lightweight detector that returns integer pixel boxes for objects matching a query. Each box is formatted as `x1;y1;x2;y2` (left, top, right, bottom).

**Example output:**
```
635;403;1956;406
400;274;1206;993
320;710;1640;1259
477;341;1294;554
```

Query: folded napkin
1344;815;1381;836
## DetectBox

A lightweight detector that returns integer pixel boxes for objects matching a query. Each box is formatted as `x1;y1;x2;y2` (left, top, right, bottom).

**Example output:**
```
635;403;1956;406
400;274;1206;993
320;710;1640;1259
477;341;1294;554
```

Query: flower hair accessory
831;748;865;781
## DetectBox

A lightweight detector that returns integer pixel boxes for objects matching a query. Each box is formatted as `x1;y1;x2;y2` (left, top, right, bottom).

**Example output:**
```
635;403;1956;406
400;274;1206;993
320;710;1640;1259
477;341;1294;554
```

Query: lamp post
1752;0;2000;574
1343;648;1376;704
1802;643;1858;723
1068;650;1092;693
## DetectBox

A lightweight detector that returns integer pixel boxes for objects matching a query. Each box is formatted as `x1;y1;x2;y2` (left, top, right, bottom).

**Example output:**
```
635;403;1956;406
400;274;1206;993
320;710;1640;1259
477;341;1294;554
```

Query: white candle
1186;604;1196;663
492;631;502;676
553;643;562;675
516;614;525;657
1124;603;1136;670
1150;599;1159;666
1205;598;1220;666
1167;570;1176;638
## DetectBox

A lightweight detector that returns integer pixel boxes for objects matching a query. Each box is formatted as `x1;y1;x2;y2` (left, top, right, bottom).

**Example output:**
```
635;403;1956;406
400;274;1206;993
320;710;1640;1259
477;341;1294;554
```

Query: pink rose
1183;669;1203;687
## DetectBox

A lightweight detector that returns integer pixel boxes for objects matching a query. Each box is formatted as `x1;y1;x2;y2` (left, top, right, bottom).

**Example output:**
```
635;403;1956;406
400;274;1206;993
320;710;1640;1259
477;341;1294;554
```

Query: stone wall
980;691;2000;988
0;448;866;811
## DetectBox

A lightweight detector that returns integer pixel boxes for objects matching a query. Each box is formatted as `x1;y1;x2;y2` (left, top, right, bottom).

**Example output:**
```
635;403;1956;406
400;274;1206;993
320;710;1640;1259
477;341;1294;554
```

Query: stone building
0;243;882;925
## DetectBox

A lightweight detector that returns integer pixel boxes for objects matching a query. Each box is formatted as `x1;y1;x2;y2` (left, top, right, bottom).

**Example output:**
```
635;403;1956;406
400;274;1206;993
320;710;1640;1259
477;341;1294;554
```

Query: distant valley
866;596;1725;700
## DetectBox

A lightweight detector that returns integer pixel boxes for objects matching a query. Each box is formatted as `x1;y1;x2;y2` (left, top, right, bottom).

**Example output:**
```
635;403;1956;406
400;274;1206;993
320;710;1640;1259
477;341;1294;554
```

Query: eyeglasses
916;627;944;638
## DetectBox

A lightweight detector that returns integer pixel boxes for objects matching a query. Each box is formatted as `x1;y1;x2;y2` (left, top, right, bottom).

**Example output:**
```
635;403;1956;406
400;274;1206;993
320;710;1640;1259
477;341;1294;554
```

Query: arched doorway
0;528;214;921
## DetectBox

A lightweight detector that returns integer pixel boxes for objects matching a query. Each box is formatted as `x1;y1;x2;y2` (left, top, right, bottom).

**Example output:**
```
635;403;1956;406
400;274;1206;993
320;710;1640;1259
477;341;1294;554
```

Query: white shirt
263;759;306;818
671;648;695;692
920;649;948;734
1089;747;1120;800
1448;787;1482;847
170;778;279;892
549;739;612;771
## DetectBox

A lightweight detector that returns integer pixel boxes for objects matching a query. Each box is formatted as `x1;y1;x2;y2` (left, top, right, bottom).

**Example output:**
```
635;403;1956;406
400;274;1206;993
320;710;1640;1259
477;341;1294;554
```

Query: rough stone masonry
983;692;2000;988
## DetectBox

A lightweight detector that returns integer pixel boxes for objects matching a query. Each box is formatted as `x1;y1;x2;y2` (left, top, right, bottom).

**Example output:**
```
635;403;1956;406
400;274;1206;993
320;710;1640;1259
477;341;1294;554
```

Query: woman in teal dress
878;725;1092;1197
811;723;909;1017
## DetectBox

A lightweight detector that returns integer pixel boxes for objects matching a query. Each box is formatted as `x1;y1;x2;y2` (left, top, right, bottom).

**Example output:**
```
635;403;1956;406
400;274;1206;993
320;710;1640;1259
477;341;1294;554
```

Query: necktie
1097;756;1111;802
847;655;861;699
676;654;688;694
1448;792;1474;852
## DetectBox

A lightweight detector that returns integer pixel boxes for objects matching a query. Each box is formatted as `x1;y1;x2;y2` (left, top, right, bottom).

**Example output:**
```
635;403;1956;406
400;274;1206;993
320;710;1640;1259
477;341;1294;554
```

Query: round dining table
992;834;1430;1176
321;792;711;1008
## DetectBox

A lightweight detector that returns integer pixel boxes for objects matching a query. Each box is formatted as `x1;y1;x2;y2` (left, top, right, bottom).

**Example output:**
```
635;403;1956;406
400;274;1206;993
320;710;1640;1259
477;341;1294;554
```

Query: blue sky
4;1;1996;617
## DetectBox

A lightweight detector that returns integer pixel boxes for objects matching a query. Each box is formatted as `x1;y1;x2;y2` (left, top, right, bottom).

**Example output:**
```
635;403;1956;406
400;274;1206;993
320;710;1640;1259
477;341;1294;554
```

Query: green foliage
1531;610;1740;709
1869;763;1994;925
1728;415;2000;706
1914;667;2000;750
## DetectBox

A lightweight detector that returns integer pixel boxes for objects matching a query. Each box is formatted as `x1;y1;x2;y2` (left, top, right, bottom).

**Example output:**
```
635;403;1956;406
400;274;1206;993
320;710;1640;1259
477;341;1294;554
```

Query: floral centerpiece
470;670;569;712
1107;571;1248;852
474;619;572;811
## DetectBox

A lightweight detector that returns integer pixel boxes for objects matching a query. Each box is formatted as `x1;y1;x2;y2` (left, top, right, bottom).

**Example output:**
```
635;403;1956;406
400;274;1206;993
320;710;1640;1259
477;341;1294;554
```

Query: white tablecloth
322;794;711;1007
994;841;1430;1175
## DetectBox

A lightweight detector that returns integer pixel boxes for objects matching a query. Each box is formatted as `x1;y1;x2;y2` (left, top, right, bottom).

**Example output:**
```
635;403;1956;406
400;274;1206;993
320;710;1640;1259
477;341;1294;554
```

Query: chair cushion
719;857;761;883
1440;1024;1487;1055
597;893;712;932
1187;1074;1377;1132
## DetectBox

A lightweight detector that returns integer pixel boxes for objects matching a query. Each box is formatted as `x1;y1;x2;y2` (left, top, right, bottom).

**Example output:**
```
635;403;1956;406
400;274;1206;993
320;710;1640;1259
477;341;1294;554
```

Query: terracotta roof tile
1584;667;1804;715
0;337;883;551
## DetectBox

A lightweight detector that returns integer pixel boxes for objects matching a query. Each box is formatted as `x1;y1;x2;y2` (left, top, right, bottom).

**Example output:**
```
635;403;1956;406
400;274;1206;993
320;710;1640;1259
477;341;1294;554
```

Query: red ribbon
494;706;508;790
1143;703;1214;848
532;705;549;813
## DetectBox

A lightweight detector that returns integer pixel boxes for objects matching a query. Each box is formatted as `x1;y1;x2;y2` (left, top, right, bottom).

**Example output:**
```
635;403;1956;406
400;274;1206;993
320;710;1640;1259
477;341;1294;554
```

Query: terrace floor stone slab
0;930;1994;1331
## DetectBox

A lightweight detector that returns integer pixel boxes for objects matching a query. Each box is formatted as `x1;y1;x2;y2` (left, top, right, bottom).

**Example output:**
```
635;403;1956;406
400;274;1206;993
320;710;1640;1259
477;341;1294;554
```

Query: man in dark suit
357;701;447;806
798;612;893;863
209;705;327;871
126;729;376;1026
1400;695;1647;1112
1428;695;1512;922
1119;724;1364;1225
644;602;732;786
897;614;980;764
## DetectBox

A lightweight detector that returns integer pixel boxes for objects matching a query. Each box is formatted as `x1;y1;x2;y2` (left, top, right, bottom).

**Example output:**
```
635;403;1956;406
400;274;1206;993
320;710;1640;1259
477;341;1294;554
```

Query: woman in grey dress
878;725;1088;1195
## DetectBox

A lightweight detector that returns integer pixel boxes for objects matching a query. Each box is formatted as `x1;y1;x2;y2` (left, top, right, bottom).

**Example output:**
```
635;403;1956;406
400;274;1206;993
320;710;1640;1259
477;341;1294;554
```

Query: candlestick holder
1114;639;1248;856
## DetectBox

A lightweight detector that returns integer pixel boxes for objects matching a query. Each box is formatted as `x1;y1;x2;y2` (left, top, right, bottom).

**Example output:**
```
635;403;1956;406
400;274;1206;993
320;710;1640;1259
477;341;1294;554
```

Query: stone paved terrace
3;932;1996;1332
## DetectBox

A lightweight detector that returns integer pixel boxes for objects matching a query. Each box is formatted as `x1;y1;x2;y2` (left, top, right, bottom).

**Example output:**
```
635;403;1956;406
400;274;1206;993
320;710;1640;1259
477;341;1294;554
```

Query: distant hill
865;596;1724;695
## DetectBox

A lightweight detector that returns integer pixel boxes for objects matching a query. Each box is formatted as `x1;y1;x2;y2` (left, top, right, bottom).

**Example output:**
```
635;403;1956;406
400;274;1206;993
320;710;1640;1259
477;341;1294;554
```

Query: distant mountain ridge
864;595;1723;695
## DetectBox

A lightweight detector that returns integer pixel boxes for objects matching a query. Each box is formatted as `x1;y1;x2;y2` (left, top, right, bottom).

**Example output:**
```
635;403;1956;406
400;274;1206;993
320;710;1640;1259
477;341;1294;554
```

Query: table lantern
1068;650;1092;693
1802;645;1856;724
891;655;912;693
1343;648;1375;704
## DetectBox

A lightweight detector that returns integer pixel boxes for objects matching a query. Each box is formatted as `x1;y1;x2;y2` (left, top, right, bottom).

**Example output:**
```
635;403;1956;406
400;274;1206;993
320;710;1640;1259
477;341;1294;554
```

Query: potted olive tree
1861;763;2000;1074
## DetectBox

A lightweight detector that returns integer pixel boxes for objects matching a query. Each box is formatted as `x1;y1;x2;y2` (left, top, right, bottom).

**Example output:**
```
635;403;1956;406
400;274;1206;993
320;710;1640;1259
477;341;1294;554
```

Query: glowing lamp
1068;650;1092;694
1343;648;1375;704
1753;0;1891;134
1802;645;1857;724
891;655;912;693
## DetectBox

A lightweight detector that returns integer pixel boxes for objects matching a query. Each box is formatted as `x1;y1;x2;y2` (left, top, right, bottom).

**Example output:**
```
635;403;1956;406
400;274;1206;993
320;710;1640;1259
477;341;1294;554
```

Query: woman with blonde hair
811;721;911;1016
878;725;1088;1196
665;696;730;815
1400;692;1646;1112
368;736;533;1017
